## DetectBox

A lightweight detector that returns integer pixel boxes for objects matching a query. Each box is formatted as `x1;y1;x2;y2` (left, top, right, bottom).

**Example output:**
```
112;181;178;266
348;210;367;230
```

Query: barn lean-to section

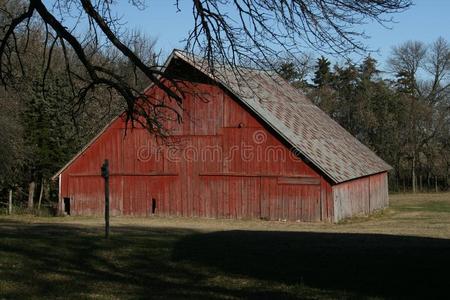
54;50;391;222
332;172;389;222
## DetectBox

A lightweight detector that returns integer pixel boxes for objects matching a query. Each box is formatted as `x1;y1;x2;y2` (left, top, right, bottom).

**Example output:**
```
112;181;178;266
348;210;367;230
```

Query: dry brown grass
3;192;450;238
0;192;449;299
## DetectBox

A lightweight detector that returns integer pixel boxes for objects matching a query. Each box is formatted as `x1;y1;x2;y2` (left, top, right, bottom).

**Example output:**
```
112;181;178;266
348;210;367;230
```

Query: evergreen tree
313;56;332;87
360;55;379;81
278;62;299;83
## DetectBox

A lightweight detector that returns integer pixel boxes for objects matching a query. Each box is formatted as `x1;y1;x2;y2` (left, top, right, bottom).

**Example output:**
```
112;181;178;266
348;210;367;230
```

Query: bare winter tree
389;38;450;192
0;0;411;132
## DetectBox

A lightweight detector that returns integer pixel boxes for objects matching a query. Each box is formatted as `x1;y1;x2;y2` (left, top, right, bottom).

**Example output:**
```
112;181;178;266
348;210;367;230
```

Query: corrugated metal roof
172;50;391;183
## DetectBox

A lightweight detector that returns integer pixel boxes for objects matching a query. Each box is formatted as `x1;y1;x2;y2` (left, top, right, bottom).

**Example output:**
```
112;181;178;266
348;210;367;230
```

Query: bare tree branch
0;0;411;136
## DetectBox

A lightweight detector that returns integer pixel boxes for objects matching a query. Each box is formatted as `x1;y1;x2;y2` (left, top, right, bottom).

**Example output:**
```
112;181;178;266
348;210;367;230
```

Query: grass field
1;193;449;299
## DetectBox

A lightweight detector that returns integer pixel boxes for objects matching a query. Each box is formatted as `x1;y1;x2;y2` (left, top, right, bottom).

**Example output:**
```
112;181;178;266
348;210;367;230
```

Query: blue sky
116;0;450;69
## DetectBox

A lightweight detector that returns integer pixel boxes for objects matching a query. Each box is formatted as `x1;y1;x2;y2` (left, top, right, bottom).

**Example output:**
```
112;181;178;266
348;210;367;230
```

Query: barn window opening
63;197;71;215
151;198;157;215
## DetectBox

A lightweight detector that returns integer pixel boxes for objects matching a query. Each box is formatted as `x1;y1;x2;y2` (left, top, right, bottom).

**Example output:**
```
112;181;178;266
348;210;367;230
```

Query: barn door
259;177;321;222
121;175;181;217
280;184;321;222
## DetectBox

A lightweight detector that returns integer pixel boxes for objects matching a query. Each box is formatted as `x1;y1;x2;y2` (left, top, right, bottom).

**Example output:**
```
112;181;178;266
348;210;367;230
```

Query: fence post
101;159;110;239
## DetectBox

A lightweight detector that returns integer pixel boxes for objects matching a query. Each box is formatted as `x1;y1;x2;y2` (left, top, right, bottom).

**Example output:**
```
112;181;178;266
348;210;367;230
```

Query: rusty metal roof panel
173;50;391;183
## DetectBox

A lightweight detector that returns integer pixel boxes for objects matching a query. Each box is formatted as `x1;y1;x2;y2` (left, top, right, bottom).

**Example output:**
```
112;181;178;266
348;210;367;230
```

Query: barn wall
60;82;334;221
332;172;389;222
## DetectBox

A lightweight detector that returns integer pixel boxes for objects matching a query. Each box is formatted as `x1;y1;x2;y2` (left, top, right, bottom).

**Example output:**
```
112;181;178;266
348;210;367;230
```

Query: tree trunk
395;161;401;192
38;178;45;212
28;181;36;210
435;176;438;193
395;174;399;192
447;167;449;190
419;175;422;192
8;189;12;215
412;155;416;193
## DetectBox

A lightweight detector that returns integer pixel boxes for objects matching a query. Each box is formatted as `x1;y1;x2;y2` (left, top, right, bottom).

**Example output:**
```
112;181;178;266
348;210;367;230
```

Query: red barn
53;50;391;222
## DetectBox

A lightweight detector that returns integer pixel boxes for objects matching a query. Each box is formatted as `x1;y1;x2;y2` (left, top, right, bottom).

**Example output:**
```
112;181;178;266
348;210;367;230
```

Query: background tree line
1;0;443;213
2;35;448;214
278;38;450;192
1;32;448;213
0;1;155;212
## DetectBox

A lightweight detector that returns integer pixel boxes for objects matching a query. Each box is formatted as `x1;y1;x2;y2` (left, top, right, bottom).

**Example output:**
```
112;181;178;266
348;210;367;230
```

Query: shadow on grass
0;221;249;299
1;219;449;299
173;230;450;299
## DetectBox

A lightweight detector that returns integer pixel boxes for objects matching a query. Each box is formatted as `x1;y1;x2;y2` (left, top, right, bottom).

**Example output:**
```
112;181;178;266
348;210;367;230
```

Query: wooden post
8;189;12;215
101;160;110;239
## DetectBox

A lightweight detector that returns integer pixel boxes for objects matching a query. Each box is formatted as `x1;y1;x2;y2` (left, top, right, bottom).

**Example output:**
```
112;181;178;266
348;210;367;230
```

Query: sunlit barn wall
59;82;337;221
332;172;389;222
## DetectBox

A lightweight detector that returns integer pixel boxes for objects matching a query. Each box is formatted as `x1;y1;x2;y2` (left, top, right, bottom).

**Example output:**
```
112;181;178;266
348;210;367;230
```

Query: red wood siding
332;172;389;222
60;82;335;221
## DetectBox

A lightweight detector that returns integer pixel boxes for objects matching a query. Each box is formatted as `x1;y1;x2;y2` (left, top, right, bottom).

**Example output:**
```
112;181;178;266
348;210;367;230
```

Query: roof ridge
53;49;391;183
172;50;391;183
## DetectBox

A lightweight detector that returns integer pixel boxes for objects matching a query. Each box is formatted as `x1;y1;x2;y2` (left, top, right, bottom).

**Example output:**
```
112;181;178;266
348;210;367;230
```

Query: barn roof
53;50;391;183
169;50;391;183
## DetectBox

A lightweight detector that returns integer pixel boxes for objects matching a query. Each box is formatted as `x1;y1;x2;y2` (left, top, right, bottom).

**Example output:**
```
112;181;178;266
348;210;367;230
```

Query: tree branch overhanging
0;0;412;136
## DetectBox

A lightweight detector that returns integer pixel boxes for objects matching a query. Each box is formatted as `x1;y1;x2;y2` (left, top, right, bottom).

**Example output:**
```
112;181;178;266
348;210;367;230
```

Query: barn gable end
54;50;391;222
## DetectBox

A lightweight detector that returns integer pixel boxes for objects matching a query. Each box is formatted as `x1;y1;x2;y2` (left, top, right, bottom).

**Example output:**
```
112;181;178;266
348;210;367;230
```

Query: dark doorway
151;198;157;215
63;197;71;215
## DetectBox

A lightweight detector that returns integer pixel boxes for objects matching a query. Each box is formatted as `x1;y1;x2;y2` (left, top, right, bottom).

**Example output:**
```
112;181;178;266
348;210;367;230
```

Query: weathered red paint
57;78;388;222
57;81;332;221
